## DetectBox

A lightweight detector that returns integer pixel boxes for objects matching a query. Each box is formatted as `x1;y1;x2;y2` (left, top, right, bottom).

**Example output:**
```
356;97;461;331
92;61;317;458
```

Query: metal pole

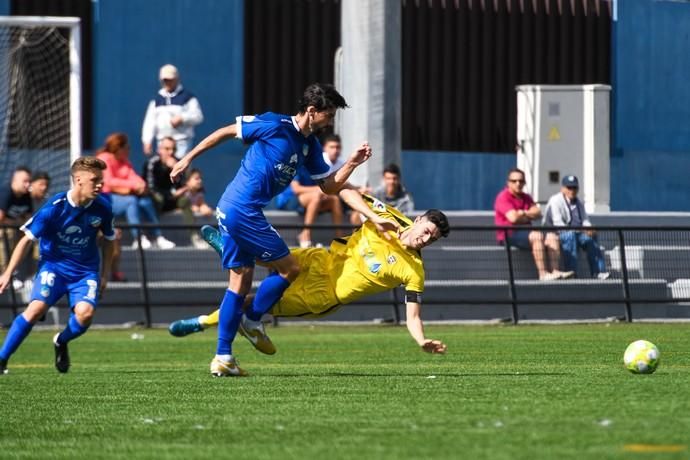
134;231;152;328
503;237;519;324
617;229;633;322
2;229;19;317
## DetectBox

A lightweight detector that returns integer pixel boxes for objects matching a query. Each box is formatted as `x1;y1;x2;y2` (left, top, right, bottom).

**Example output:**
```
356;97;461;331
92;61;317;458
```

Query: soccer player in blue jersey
0;157;115;375
169;83;373;376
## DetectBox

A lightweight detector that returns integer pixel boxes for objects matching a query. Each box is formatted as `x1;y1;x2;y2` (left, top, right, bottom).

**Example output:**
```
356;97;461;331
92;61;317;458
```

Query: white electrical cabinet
516;84;611;213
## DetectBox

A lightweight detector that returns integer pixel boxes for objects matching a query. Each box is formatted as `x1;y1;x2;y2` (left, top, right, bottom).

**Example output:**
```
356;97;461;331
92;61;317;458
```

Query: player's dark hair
383;163;402;176
421;209;450;238
71;156;107;175
31;171;51;183
322;133;341;145
298;83;348;113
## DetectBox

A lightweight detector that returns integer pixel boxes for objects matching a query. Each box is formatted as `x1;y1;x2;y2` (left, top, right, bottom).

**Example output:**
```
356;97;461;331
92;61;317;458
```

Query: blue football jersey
218;112;330;208
20;191;116;276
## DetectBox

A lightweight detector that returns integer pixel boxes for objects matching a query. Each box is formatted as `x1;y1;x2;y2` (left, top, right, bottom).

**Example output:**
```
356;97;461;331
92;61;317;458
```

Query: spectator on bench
185;168;214;218
29;171;50;209
373;163;414;215
0;167;33;272
97;132;175;250
494;168;573;281
543;175;609;280
142;136;204;248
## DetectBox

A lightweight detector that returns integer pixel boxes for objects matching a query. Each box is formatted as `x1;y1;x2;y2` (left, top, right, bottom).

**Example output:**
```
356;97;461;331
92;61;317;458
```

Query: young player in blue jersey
0;157;115;375
169;83;373;376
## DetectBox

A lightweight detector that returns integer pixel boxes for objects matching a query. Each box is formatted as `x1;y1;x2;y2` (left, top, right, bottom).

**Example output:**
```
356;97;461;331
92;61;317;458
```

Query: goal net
0;16;81;194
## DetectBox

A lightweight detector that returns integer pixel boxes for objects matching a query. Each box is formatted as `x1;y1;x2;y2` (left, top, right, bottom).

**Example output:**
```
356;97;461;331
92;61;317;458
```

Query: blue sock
0;314;33;361
216;290;245;355
247;273;290;321
57;314;89;344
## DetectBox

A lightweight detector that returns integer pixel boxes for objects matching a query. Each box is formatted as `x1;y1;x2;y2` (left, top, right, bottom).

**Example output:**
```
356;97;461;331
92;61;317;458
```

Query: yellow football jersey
329;195;425;304
272;196;426;317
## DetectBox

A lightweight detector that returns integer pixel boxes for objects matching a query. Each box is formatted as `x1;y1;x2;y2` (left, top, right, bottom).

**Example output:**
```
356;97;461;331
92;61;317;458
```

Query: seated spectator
289;167;344;248
372;163;414;215
185;168;214;217
29;171;50;209
543;175;609;280
142;136;203;248
494;168;573;281
96;132;175;250
0;167;33;270
322;133;346;171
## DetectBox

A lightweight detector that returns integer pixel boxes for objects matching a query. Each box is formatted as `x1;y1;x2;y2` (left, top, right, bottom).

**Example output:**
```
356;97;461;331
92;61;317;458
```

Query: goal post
0;16;81;192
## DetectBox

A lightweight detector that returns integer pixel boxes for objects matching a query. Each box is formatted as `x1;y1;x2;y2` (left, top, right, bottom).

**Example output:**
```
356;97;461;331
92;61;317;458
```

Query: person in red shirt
96;132;175;250
494;168;573;281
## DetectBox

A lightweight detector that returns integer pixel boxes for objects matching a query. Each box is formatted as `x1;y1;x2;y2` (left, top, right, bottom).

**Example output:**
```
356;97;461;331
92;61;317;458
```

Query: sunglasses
508;179;526;184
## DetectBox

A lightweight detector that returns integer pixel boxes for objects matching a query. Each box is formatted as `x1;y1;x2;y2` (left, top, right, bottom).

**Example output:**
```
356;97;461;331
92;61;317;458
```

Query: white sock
215;354;232;361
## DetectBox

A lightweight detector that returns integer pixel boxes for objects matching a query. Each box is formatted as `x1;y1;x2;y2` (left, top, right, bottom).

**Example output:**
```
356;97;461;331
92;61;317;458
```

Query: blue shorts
30;261;100;308
216;206;290;269
505;229;533;250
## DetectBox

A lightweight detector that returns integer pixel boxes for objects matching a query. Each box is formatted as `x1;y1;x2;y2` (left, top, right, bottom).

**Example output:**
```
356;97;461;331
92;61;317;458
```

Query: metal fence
3;223;690;326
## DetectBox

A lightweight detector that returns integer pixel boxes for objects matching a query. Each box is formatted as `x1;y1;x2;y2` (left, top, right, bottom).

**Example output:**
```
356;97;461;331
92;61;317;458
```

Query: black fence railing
2;223;690;326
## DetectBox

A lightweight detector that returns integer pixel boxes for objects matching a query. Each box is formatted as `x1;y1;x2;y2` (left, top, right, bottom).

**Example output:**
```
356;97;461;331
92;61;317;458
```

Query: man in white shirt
141;64;204;159
543;175;609;279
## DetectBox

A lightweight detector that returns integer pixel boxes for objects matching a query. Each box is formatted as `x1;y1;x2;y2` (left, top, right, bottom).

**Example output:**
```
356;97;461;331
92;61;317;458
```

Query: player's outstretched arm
339;188;399;239
170;124;238;183
0;235;33;293
319;142;372;195
405;301;447;354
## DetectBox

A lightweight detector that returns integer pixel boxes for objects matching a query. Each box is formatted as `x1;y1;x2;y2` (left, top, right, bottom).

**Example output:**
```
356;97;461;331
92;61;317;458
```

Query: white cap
159;64;179;80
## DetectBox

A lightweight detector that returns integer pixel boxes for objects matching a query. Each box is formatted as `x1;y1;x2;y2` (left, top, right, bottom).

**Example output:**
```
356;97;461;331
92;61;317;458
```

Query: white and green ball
624;340;660;374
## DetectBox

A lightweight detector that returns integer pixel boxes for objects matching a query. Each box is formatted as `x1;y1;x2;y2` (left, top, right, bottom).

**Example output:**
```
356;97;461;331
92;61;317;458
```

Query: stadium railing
3;223;690;326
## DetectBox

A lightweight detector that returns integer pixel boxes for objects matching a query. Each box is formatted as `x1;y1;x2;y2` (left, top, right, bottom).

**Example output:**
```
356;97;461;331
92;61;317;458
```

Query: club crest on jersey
89;217;102;227
372;199;386;212
290;154;298;164
387;255;397;265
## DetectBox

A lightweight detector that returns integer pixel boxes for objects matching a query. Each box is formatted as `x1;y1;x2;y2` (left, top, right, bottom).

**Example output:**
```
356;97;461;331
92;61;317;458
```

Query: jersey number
86;280;98;300
40;271;56;287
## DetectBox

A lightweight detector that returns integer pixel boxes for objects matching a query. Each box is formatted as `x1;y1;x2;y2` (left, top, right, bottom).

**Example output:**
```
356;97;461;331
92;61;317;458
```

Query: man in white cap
141;64;204;159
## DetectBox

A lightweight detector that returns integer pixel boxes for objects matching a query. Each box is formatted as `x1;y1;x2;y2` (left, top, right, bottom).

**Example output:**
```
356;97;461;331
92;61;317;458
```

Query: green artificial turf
0;323;688;459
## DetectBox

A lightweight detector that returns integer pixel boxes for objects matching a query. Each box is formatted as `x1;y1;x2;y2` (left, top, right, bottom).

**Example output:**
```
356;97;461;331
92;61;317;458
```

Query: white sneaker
539;272;560;281
210;355;248;377
155;235;176;249
597;272;611;280
190;233;207;249
132;235;152;250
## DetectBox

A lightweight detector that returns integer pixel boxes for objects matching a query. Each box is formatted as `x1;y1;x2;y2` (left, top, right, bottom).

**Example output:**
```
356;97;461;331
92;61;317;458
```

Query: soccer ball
623;340;660;374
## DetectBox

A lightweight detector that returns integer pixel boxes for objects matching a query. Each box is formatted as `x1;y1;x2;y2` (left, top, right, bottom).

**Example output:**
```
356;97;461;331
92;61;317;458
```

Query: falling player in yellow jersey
169;188;450;360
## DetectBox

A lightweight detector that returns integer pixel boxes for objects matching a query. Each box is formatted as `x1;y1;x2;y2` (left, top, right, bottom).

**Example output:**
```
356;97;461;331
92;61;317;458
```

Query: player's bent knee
73;302;95;324
23;300;50;323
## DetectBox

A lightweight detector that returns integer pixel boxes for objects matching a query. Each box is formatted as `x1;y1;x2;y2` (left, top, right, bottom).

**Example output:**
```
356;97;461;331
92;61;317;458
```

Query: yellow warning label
548;126;560;141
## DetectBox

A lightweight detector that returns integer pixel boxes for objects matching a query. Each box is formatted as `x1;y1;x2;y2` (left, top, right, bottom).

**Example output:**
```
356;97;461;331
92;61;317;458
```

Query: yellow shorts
271;248;341;318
